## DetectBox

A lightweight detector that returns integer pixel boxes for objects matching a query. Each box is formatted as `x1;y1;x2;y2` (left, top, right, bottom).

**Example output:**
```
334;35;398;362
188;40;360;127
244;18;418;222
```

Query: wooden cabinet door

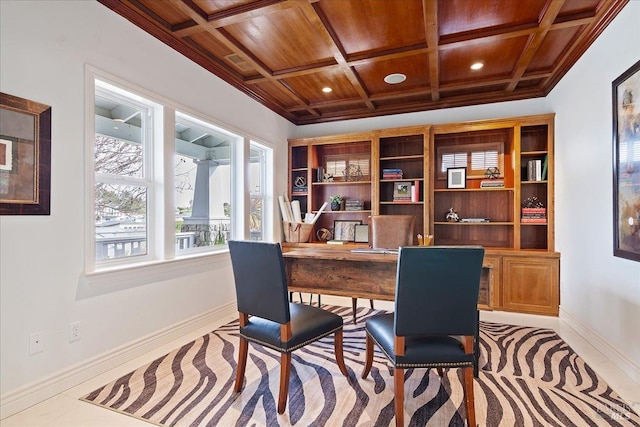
502;255;559;315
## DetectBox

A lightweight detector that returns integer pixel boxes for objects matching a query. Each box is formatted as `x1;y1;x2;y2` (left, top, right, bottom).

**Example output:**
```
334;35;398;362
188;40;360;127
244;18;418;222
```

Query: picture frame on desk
612;59;640;262
447;167;466;189
333;220;361;241
354;224;369;243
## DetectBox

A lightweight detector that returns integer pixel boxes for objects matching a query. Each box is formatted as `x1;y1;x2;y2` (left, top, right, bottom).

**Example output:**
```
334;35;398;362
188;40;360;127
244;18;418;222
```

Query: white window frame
84;66;275;285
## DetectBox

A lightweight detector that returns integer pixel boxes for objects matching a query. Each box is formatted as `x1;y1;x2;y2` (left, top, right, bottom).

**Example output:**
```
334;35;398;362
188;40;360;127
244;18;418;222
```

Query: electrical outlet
29;332;44;355
69;321;81;342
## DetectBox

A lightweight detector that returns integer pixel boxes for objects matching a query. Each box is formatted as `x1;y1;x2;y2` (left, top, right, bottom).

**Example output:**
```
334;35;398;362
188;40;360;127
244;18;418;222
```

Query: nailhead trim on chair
241;325;343;353
367;331;474;369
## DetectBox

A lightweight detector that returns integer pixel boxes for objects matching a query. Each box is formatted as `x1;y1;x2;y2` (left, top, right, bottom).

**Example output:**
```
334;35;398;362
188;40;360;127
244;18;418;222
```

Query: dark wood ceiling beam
505;0;566;92
303;2;375;111
423;0;440;102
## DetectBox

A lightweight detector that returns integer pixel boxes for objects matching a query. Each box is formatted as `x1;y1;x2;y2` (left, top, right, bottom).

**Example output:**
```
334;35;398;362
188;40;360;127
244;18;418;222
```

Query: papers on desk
351;248;399;254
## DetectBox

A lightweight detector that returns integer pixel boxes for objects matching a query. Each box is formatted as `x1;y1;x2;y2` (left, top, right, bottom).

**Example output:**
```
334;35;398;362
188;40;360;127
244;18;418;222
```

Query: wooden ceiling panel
222;7;335;73
192;0;261;16
98;0;628;124
438;0;547;37
251;80;300;109
354;54;431;96
134;0;193;27
282;69;362;105
316;0;426;56
187;31;260;78
439;36;529;85
526;26;583;74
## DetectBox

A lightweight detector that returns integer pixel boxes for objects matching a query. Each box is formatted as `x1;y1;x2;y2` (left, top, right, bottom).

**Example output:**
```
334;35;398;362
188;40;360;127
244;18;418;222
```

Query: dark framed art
0;92;52;215
447;167;466;189
612;59;640;262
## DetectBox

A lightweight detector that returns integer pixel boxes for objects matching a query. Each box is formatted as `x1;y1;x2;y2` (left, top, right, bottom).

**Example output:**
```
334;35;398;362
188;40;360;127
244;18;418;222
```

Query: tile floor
2;299;639;426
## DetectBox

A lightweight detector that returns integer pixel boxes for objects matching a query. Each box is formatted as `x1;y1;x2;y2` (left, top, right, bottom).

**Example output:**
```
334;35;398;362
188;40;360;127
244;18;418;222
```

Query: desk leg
474;310;479;378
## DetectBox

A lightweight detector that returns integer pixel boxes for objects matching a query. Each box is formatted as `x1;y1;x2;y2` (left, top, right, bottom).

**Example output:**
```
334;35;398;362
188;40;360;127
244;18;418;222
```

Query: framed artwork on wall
0;92;52;215
612;59;640;262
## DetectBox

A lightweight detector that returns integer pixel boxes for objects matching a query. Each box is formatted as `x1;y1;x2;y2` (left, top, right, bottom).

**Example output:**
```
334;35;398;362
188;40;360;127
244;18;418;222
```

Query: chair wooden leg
334;329;348;376
351;298;358;323
361;334;374;379
277;352;292;414
437;367;444;377
463;366;476;427
394;368;405;427
369;299;374;309
234;337;248;393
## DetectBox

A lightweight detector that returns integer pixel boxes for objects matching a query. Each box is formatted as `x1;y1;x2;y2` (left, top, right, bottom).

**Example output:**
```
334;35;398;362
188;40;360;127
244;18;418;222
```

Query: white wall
546;1;640;381
0;0;291;414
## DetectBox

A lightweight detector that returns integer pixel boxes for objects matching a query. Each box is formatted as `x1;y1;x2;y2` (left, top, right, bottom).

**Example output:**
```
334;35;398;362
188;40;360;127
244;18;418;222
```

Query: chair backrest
370;215;415;249
394;246;485;337
228;240;290;324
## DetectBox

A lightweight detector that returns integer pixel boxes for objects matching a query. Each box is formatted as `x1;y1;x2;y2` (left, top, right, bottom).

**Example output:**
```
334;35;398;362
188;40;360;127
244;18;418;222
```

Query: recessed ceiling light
470;62;484;70
322;87;332;93
384;73;407;84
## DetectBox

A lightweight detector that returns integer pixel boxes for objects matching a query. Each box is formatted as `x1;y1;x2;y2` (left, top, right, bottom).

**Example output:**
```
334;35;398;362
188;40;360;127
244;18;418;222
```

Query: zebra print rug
82;306;639;426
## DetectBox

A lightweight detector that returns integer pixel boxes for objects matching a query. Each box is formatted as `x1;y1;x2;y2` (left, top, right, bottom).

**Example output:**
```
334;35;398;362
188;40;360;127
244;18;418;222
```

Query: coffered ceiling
98;0;628;125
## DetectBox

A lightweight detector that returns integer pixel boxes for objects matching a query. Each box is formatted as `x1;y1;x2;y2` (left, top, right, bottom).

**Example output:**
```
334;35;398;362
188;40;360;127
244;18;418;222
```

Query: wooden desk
282;246;483;376
282;247;492;308
283;247;399;301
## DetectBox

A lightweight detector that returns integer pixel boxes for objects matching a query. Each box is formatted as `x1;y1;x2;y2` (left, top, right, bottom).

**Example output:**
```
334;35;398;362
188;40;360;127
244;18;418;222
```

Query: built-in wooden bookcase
288;114;559;315
375;126;429;244
289;134;373;241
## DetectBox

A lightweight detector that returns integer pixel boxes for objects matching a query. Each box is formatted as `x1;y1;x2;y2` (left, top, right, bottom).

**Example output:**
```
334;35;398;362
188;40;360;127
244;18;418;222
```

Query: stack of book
291;185;307;194
525;155;548;181
480;179;505;188
344;199;364;211
521;207;547;223
382;168;403;179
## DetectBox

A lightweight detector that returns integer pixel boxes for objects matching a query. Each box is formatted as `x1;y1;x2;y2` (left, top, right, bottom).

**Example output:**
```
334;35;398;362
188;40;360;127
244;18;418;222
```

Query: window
94;87;154;263
324;154;370;181
88;71;274;273
250;142;269;240
437;142;504;179
174;112;238;255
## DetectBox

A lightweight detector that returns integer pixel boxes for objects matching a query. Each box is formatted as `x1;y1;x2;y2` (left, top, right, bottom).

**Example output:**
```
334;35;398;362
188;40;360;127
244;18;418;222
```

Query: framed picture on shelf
333;220;361;241
0;92;52;215
354;224;369;243
612;59;640;262
393;181;412;200
447;167;466;189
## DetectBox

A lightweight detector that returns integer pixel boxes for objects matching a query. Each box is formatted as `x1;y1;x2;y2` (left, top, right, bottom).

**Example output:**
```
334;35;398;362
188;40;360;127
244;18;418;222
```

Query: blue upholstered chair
228;240;348;414
361;245;484;427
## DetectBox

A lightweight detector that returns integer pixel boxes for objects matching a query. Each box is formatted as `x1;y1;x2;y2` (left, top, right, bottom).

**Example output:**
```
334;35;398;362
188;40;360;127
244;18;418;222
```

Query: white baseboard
0;301;237;419
560;306;640;386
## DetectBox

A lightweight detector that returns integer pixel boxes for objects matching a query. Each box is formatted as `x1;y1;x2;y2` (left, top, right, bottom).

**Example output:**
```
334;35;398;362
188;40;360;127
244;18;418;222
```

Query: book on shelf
460;218;490;223
344;199;364;211
411;180;419;202
521;218;547;223
526;159;544;181
541;154;548;181
291;186;307;193
327;240;348;245
382;168;403;179
480;180;504;188
522;207;546;213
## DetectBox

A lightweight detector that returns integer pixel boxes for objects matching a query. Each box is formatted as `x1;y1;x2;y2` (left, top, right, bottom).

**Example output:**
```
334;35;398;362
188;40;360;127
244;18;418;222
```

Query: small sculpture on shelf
522;196;544;208
343;164;363;181
446;207;460;222
323;173;334;182
485;167;500;179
